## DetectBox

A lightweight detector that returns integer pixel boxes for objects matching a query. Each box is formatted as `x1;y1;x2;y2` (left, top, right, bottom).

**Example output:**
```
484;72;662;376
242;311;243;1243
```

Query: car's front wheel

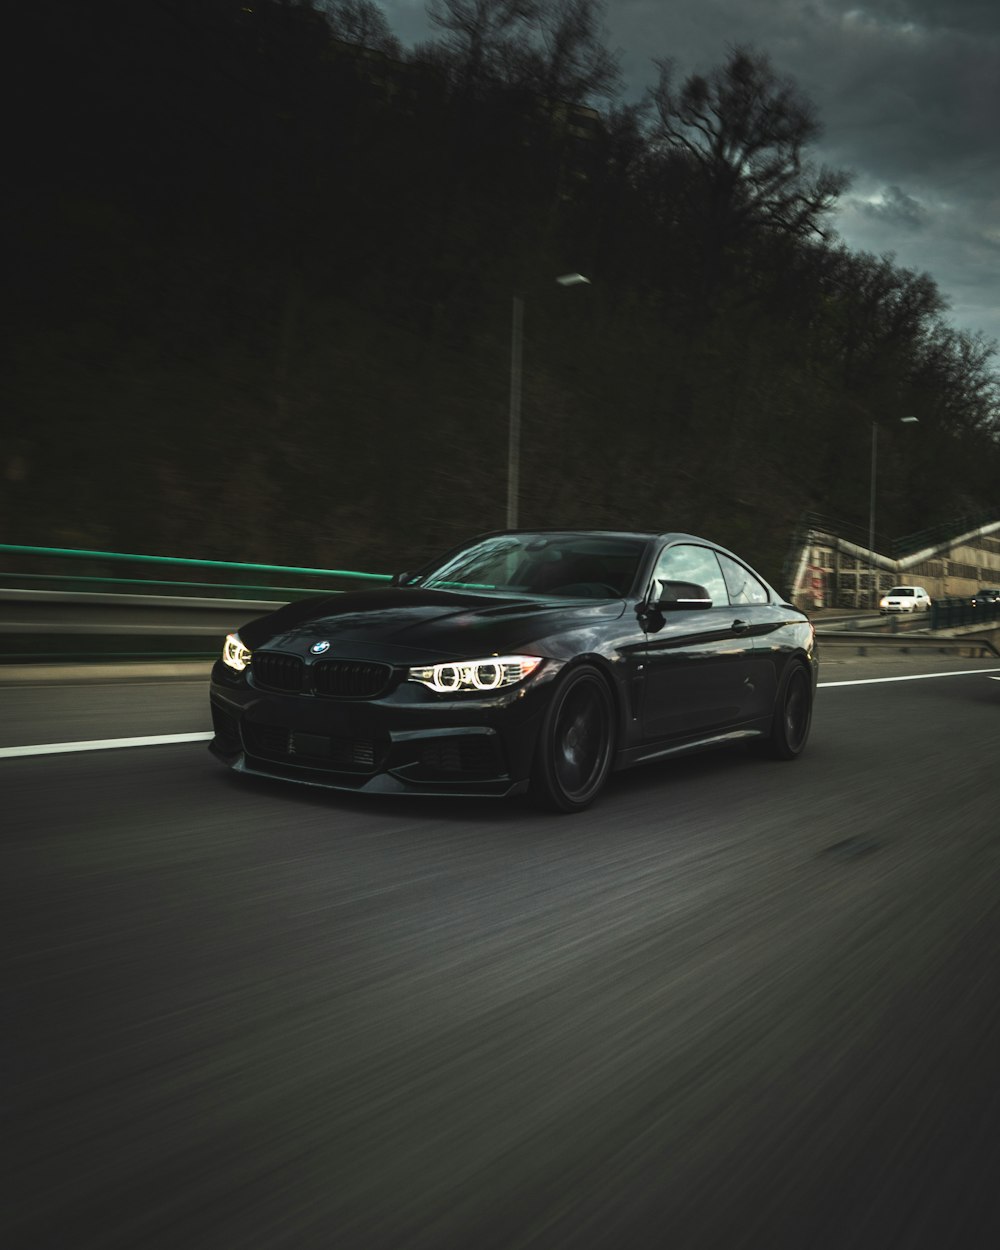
766;659;813;760
531;664;615;812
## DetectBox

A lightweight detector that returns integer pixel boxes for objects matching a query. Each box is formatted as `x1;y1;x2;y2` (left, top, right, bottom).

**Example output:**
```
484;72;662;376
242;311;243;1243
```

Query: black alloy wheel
767;660;813;760
532;664;615;812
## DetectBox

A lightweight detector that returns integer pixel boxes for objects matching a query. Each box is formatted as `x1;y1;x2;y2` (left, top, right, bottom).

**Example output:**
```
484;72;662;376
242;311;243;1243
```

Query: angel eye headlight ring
408;655;542;693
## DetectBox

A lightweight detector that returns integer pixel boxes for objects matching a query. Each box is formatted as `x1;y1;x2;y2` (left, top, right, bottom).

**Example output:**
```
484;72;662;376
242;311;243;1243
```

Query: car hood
238;586;626;661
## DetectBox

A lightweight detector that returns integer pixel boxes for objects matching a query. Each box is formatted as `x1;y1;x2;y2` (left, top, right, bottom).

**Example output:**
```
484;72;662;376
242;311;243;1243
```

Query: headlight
408;655;542;693
222;632;252;672
879;598;889;608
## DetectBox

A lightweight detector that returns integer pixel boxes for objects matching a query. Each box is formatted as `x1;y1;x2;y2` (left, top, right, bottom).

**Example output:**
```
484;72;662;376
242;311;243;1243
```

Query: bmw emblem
310;640;331;655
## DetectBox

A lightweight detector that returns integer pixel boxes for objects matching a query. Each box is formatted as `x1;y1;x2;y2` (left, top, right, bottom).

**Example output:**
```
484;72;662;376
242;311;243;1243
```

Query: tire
531;664;615;812
766;660;813;760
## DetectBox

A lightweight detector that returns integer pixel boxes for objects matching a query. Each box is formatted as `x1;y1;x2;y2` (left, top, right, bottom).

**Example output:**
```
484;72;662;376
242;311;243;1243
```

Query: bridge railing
930;597;1000;631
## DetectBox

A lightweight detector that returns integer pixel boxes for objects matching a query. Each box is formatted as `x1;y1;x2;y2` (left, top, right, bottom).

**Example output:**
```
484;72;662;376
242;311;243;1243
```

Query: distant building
785;513;1000;609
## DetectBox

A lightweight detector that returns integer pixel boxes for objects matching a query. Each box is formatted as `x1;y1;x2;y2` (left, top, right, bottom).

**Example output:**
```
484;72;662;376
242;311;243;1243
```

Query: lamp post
868;415;919;608
506;273;591;529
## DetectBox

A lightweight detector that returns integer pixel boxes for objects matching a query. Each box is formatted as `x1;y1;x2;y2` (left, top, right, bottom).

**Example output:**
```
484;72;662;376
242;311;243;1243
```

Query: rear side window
717;553;769;605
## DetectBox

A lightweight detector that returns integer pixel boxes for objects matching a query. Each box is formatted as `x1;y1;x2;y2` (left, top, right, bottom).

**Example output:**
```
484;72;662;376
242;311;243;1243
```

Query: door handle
732;619;751;635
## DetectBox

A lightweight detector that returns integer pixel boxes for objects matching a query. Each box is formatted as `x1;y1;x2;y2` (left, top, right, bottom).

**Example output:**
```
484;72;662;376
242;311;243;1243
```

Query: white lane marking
4;669;998;757
820;669;1000;688
0;732;213;759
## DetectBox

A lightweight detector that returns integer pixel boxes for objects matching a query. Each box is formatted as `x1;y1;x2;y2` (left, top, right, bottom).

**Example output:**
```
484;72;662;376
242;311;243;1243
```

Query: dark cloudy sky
380;0;1000;347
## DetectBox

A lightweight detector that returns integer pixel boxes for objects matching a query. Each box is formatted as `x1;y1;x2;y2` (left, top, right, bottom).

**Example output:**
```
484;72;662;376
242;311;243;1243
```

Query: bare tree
648;46;849;243
318;0;401;56
427;0;541;94
517;0;621;105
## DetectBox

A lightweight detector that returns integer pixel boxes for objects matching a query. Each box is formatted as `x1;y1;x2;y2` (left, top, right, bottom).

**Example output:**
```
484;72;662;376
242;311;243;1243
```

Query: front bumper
208;659;550;797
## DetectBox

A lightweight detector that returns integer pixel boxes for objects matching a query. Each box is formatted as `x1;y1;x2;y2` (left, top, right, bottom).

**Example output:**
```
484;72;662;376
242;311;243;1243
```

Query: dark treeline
5;0;999;582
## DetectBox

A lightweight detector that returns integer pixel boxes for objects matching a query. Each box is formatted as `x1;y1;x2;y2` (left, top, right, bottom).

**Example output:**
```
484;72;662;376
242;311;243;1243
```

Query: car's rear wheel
531;664;614;812
767;659;813;760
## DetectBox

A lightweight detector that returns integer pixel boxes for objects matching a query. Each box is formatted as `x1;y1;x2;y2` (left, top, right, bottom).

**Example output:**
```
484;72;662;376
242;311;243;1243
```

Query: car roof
482;528;735;546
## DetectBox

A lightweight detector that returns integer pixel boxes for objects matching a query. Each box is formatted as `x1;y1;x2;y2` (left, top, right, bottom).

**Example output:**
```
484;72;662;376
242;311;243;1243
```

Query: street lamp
506;273;591;529
868;415;919;608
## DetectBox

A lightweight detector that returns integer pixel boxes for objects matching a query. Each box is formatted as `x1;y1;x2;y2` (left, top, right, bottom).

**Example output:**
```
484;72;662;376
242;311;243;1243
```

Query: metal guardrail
0;542;391;599
811;611;927;633
813;604;1000;657
815;629;999;658
0;543;392;662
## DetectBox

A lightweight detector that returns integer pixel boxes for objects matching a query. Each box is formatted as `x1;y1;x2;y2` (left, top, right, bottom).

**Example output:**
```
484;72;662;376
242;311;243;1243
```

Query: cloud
852;184;929;228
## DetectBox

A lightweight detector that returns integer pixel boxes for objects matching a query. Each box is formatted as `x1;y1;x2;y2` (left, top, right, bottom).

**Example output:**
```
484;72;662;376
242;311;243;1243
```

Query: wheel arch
778;645;819;689
556;652;626;752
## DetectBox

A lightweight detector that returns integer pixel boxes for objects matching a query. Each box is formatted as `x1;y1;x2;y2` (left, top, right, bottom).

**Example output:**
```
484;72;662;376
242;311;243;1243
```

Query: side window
717;553;770;605
651;544;728;605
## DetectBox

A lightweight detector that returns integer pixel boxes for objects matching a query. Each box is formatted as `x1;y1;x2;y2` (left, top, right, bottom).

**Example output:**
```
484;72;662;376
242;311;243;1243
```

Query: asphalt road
4;656;1000;1249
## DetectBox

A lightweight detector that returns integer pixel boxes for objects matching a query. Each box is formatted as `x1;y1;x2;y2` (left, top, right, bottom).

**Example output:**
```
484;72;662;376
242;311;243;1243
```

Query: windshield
887;588;914;596
417;534;646;598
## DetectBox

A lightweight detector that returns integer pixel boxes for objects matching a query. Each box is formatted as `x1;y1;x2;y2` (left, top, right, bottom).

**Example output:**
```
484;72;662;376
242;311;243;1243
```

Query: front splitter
211;743;529;799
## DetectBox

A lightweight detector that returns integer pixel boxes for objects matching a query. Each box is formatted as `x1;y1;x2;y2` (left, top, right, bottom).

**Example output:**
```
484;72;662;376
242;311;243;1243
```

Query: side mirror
391;571;420;587
652;580;713;611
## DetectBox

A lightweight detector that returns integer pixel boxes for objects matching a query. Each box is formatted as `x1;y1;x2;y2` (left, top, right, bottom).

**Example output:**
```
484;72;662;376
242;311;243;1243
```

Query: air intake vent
243;723;291;757
418;735;500;776
243;722;378;773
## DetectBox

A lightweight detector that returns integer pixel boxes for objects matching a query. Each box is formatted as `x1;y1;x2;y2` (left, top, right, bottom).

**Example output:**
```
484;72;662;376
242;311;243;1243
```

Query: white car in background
879;585;932;613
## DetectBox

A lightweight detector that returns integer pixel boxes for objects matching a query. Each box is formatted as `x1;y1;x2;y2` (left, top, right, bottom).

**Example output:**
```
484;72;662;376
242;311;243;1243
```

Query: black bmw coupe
209;530;817;811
